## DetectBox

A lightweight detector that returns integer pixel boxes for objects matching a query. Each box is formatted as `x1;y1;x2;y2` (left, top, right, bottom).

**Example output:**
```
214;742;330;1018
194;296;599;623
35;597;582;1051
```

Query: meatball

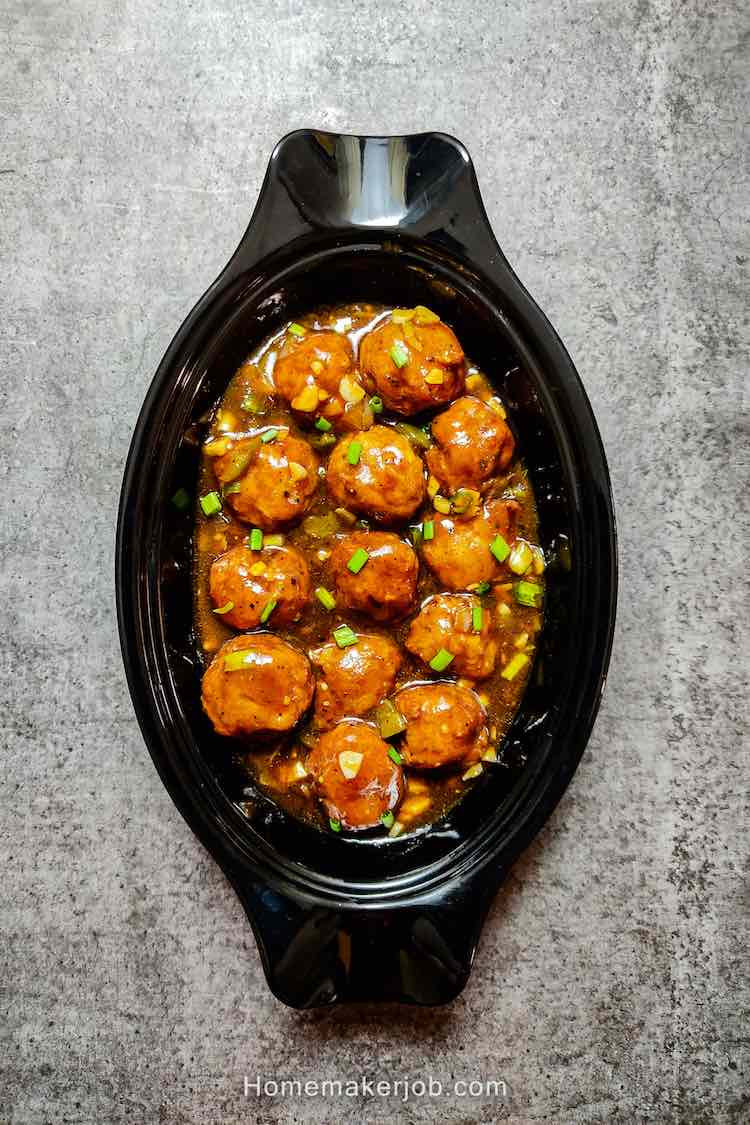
359;312;465;415
273;329;360;421
201;633;314;738
310;633;402;727
209;543;310;631
395;683;489;769
329;531;419;621
405;593;500;680
421;499;519;590
426;396;515;493
326;425;426;522
305;720;404;830
214;430;320;530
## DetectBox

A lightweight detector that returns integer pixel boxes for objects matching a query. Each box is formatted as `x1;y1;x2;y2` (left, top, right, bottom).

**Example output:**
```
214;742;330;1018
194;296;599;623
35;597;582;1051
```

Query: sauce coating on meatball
214;431;320;530
201;633;314;738
405;593;500;680
326;425;426;522
426;396;515;494
421;499;519;590
359;312;466;415
305;721;404;830
310;633;402;727
209;543;310;630
329;530;419;621
273;328;359;421
395;683;489;769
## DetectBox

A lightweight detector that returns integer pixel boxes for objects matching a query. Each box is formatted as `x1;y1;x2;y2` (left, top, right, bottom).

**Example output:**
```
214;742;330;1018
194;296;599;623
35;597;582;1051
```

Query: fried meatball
421;499;519;590
305;720;404;830
310;633;402;727
213;431;320;530
405;593;500;680
209;543;310;630
395;683;489;769
426;396;515;493
201;633;314;738
329;531;419;621
273;329;360;421
325;425;426;522
359;313;465;415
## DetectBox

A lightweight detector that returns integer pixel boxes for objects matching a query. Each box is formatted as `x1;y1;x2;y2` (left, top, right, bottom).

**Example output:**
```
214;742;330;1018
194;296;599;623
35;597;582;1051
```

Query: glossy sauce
193;303;544;837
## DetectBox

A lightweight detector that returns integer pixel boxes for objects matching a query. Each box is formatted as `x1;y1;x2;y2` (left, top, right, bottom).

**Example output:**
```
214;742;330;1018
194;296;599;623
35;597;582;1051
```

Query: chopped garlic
291;385;319;412
338;750;364;779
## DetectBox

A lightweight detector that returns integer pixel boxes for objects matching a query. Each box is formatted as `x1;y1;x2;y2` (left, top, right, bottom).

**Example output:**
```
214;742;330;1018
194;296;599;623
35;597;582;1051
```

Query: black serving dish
116;130;617;1008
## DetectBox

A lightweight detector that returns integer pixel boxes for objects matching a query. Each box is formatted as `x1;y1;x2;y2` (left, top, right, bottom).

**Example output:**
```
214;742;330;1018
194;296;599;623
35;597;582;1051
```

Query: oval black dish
116;130;617;1008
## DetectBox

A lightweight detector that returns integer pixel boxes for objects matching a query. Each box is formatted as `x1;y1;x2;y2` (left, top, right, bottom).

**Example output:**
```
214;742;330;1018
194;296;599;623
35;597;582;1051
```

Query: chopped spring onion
515;581;542;608
472;604;483;633
490;534;511;563
394;421;432;449
452;488;480;517
347;440;362;466
213;601;234;615
389;342;409;368
288;322;306;337
200;491;222;517
422;520;435;541
413;305;440;324
259;599;277;624
241;392;264;413
309;431;336;450
347;547;369;574
433;495;451;514
376;700;408;740
263;534;284;547
260;428;278;444
332;624;358;648
369;395;384;414
315;586;336;610
475;580;491;595
501;651;530;680
429;648;455;673
224;650;254;672
249;528;263;551
171;487;190;511
221;437;261;482
388;745;403;765
223;481;242;496
508;540;533;575
410;525;423;548
329;817;342;832
381;811;395;829
315;417;332;432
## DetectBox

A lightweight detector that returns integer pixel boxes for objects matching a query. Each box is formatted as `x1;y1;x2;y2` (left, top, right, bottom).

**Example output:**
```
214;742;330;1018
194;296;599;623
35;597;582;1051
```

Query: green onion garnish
515;581;542;608
389;342;408;368
263;534;284;547
223;481;241;495
429;648;455;672
347;441;362;466
288;322;306;337
213;601;234;615
259;599;277;624
249;528;263;551
387;746;403;765
224;650;254;672
381;811;395;829
472;604;483;632
200;491;222;517
333;624;358;649
347;547;369;574
315;586;336;610
315;417;332;432
422;520;435;541
329;817;342;832
475;580;491;595
241;393;264;413
260;428;278;444
490;534;511;563
410;525;423;548
376;700;408;739
171;487;190;511
369;396;384;413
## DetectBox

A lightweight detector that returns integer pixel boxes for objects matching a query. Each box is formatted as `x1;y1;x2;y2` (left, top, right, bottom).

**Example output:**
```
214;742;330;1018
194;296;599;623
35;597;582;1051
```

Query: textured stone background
2;1;747;1122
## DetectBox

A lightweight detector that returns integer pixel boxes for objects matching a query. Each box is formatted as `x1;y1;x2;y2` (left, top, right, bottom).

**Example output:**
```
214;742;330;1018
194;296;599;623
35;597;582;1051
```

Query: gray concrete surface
2;1;747;1122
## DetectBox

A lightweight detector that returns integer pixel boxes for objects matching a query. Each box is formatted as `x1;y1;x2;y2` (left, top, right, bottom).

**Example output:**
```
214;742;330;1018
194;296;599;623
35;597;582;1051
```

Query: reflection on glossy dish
192;301;545;837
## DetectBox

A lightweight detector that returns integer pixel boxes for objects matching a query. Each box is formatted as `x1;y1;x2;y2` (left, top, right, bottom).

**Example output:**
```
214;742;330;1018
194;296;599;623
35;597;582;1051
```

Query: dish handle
222;128;510;280
230;873;496;1009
